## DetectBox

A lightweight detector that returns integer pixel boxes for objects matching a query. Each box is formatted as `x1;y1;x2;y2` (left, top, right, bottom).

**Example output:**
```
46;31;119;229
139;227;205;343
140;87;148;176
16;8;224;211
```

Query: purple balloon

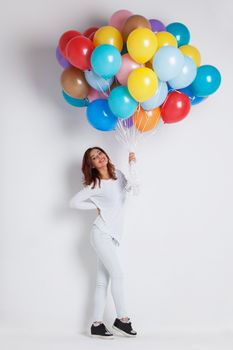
56;47;71;69
149;19;166;33
122;116;133;128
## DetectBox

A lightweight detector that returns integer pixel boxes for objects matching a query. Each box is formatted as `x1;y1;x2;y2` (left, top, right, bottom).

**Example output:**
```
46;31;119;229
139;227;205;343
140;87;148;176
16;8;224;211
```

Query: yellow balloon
128;67;158;102
93;25;123;51
127;28;158;64
156;31;177;49
179;45;201;67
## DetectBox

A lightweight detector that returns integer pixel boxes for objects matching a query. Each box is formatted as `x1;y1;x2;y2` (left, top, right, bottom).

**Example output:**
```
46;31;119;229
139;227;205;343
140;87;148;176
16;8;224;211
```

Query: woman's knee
96;279;109;289
95;271;110;289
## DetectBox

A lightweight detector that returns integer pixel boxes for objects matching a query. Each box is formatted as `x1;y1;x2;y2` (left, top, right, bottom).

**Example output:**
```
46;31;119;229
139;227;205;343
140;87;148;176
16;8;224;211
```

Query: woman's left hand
129;152;136;163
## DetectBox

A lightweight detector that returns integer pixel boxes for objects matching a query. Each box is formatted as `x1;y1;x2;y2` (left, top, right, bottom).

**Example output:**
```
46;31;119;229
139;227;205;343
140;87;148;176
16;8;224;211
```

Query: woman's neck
98;167;110;179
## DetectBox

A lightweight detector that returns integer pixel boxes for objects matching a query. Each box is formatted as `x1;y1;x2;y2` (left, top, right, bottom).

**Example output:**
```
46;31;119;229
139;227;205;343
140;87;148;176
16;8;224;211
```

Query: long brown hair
82;147;117;189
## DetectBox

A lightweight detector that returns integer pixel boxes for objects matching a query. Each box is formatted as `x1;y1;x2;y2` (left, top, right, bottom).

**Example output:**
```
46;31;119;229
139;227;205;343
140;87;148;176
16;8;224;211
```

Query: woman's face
89;149;108;170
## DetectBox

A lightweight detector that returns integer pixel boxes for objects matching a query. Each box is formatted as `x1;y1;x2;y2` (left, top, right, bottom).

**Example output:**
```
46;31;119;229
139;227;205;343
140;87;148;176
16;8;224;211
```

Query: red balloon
161;91;191;123
83;27;99;38
58;30;81;58
88;31;97;41
66;35;94;70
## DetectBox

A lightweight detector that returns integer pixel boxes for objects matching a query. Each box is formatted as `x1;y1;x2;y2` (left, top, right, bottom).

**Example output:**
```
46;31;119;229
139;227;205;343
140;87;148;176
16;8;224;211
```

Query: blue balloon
191;65;221;97
86;99;117;131
62;90;89;107
84;69;113;92
108;86;138;119
178;85;206;105
141;81;168;110
153;46;185;81
167;83;173;93
91;44;122;79
168;56;197;89
166;22;190;47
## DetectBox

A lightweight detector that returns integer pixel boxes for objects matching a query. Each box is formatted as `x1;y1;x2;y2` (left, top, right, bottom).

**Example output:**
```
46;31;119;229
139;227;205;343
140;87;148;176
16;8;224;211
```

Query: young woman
69;147;139;339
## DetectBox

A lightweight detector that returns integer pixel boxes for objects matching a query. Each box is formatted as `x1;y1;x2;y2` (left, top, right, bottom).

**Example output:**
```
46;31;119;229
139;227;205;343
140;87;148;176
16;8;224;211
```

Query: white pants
89;224;128;321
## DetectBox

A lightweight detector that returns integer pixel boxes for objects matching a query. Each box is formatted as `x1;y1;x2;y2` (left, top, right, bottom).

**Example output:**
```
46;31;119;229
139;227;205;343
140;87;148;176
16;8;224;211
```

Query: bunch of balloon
57;9;221;151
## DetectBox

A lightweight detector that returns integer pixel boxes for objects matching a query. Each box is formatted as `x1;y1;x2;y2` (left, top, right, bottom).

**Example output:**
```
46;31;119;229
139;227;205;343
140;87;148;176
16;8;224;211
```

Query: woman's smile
99;158;106;164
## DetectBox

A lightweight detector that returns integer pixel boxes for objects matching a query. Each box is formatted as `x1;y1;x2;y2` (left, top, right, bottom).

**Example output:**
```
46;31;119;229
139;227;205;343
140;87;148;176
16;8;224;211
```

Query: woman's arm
121;152;140;195
69;186;97;210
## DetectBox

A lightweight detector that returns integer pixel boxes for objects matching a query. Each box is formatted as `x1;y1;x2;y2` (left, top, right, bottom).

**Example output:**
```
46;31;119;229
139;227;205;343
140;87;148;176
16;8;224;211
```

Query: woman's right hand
129;152;136;163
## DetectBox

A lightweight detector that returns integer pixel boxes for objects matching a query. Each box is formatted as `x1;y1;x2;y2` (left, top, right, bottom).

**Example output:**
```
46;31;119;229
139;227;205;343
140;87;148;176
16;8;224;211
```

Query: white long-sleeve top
69;165;139;245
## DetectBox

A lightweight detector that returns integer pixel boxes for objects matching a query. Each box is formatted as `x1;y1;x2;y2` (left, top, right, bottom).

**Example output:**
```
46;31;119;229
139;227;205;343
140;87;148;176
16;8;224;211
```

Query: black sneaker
90;322;114;339
112;318;137;337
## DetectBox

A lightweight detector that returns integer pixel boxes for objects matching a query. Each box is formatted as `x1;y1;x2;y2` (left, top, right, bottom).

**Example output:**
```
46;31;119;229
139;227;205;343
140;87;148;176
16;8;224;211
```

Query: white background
1;0;233;344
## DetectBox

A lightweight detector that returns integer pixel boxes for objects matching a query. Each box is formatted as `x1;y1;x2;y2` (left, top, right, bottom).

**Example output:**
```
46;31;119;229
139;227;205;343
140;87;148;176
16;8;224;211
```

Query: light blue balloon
168;56;197;89
108;86;138;119
141;81;168;110
166;22;190;47
62;90;89;107
153;46;185;81
86;99;118;131
91;44;122;79
84;69;113;92
191;65;221;97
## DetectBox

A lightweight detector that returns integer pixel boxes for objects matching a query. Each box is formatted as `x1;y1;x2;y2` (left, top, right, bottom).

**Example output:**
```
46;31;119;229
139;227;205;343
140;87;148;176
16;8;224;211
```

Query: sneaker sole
90;334;114;340
112;325;137;337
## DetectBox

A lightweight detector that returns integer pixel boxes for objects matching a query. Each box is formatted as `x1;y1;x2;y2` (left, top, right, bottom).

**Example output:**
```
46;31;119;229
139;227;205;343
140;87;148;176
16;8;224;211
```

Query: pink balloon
116;54;143;85
109;9;133;31
88;88;108;102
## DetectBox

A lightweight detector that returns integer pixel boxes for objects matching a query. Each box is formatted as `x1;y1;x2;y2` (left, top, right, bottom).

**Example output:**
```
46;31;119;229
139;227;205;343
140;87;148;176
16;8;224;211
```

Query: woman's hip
89;224;118;250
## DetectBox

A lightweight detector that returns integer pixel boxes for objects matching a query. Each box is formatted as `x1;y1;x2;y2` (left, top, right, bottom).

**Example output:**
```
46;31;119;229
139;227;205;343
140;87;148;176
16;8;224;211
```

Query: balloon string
92;75;165;151
95;77;110;98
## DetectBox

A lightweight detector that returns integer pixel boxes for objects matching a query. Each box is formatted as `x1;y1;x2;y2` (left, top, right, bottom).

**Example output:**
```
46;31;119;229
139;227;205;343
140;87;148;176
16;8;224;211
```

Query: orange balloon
133;106;161;132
